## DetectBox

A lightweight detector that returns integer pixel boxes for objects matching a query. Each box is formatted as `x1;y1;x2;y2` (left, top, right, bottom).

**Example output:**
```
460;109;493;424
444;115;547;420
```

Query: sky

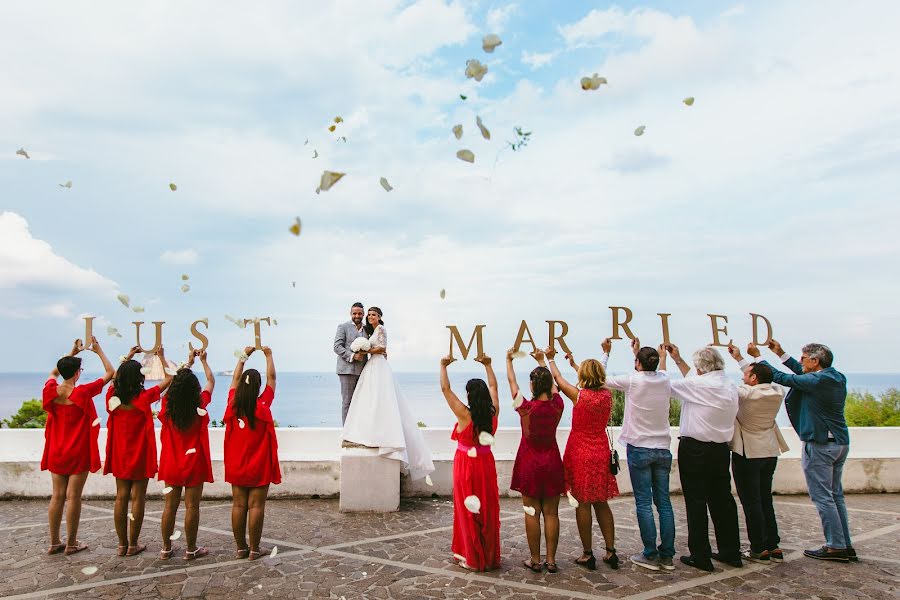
1;0;899;375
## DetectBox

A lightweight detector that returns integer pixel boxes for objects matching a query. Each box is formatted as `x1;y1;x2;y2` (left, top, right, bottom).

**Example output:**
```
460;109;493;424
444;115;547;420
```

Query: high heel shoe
603;547;619;570
574;549;597;571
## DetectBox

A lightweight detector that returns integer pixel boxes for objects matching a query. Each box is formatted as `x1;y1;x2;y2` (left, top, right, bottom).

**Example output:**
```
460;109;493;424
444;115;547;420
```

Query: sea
2;371;897;428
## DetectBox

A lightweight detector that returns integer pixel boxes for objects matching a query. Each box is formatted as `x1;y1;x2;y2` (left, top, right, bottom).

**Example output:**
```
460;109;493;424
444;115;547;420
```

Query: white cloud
486;3;518;32
520;50;556;69
160;249;199;265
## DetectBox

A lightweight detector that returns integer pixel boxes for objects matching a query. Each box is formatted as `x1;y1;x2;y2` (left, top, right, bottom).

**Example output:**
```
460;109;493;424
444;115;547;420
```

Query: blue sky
2;0;899;374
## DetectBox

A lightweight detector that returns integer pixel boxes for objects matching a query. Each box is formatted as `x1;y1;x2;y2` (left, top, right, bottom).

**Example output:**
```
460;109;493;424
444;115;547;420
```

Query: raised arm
532;349;558;394
599;337;612;370
262;346;276;392
767;339;802;375
476;355;500;416
90;336;115;383
505;348;520;399
198;350;215;394
156;347;174;393
545;347;578;403
230;346;255;390
440;356;470;422
667;343;691;377
50;338;83;379
657;343;668;371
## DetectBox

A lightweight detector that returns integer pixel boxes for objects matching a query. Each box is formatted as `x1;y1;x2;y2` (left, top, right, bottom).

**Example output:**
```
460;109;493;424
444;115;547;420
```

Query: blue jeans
802;441;852;549
627;445;676;558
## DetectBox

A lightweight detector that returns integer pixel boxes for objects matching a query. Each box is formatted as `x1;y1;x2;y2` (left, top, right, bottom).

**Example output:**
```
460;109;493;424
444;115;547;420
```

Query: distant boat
217;370;234;376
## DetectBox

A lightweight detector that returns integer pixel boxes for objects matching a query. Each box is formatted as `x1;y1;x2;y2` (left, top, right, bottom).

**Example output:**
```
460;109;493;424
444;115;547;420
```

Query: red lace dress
451;416;500;571
563;388;620;503
510;393;565;498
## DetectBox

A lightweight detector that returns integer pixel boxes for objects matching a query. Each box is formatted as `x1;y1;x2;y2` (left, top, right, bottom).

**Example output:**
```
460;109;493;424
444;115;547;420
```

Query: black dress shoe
680;555;714;572
804;546;849;562
711;552;743;568
846;547;859;562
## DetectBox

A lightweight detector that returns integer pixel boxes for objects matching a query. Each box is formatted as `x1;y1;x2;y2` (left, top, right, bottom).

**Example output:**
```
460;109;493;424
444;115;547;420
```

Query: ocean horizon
2;370;898;429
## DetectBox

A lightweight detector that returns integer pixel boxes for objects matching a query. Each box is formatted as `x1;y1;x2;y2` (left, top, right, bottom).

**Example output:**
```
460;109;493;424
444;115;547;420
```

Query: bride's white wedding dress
341;325;435;480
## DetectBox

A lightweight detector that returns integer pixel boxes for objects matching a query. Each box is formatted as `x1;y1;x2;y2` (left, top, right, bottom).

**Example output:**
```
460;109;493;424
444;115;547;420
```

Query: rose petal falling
181;274;189;281
165;367;178;376
196;407;207;416
238;418;246;429
456;149;475;163
634;125;646;136
106;326;122;338
185;448;196;455
511;350;527;359
92;417;101;427
270;546;278;558
379;177;393;192
459;94;467;100
439;289;446;300
580;73;608;91
425;474;434;486
482;33;502;53
463;495;481;513
117;294;130;308
163;486;173;495
567;491;579;507
108;396;122;411
289;217;302;236
319;171;345;192
181;284;190;293
128;512;134;521
245;375;250;384
478;431;495;446
118;355;127;363
452;124;463;140
169;183;177;191
59;180;73;189
273;319;278;326
523;505;536;516
312;149;318;158
16;147;30;159
170;530;182;541
512;391;524;409
140;367;151;376
476;116;491;140
464;59;488;82
467;447;477;458
334;116;343;123
683;96;695;106
132;306;145;313
81;566;98;575
328;125;336;132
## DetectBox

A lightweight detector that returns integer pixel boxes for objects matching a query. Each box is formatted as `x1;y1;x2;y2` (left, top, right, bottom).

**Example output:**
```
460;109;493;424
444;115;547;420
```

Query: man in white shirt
663;345;741;572
601;337;675;572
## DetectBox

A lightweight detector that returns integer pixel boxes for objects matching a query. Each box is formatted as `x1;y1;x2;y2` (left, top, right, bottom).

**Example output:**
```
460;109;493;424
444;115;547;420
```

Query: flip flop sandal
248;549;264;561
185;547;208;560
64;542;88;555
159;548;175;560
117;545;127;557
126;544;147;556
523;559;544;573
47;543;66;555
235;548;250;559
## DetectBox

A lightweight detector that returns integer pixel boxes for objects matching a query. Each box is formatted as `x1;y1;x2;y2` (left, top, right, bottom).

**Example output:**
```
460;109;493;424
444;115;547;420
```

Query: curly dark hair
233;368;261;429
113;359;145;405
165;369;201;431
465;378;496;443
529;366;553;399
363;306;385;337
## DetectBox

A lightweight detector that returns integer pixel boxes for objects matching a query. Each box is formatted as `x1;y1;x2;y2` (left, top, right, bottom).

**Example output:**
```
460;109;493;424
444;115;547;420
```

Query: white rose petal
512;391;524;409
169;183;177;191
132;306;145;313
181;284;190;293
476;116;491;140
477;431;495;446
81;566;98;575
108;396;122;411
163;486;173;495
319;170;345;192
92;417;101;427
270;546;278;558
197;407;207;416
456;149;475;163
59;180;73;189
463;495;481;514
289;217;301;236
452;124;463;140
511;351;527;359
312;149;318;159
238;418;246;429
181;274;189;281
425;474;434;486
165;368;178;376
683;96;695;106
128;512;134;521
170;530;181;541
581;73;607;91
116;294;130;308
567;491;579;508
16;147;30;159
439;289;446;300
245;375;250;384
467;447;477;458
185;448;197;455
465;59;488;82
482;33;502;53
453;553;467;562
379;177;393;192
523;505;536;516
140;367;151;376
118;355;127;363
634;125;646;136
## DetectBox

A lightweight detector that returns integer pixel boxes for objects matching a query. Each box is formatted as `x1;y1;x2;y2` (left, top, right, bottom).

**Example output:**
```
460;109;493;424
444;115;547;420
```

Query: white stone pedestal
339;448;400;512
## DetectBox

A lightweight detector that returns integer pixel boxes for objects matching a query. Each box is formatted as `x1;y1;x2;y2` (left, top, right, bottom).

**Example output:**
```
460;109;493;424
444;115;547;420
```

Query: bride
341;307;435;481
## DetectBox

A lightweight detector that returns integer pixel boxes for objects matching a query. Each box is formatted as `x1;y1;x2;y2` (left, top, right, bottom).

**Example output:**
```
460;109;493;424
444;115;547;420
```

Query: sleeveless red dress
103;385;159;480
41;378;104;475
223;385;281;487
157;390;214;487
451;416;500;571
510;393;565;498
563;388;620;503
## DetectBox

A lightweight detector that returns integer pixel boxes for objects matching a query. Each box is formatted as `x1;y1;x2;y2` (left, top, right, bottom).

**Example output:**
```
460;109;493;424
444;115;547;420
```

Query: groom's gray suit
334;321;368;424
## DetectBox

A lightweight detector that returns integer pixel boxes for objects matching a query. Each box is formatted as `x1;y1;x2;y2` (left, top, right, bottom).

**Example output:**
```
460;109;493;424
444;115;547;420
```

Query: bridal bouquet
350;337;371;352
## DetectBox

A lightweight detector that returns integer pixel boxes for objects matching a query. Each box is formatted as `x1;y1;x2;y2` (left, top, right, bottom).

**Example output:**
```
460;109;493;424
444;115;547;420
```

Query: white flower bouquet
350;337;371;352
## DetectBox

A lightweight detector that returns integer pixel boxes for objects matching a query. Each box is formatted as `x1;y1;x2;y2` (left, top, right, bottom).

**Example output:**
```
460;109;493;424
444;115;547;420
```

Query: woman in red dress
224;345;280;560
546;347;620;570
157;349;215;560
42;337;115;555
506;349;565;573
440;353;500;571
105;345;173;556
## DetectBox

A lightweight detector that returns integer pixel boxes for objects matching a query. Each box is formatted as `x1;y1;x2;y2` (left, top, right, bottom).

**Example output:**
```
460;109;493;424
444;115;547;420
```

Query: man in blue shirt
761;340;855;563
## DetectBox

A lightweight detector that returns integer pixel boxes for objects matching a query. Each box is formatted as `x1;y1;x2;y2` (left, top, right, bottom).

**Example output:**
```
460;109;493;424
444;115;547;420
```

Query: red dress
104;385;159;480
563;388;620;503
510;393;565;498
41;378;104;475
157;390;214;487
223;385;281;487
451;416;501;571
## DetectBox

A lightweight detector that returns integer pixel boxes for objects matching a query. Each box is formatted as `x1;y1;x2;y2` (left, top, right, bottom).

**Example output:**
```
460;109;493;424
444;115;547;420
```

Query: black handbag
608;426;620;475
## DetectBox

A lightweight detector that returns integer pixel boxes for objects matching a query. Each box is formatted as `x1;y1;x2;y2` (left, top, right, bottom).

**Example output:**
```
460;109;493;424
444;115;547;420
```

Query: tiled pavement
0;494;897;599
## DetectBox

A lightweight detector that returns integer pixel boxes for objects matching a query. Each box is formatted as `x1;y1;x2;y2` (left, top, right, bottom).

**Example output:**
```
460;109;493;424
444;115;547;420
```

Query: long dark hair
466;378;496;443
530;366;553;399
113;360;144;405
166;369;201;431
363;306;385;336
233;368;261;429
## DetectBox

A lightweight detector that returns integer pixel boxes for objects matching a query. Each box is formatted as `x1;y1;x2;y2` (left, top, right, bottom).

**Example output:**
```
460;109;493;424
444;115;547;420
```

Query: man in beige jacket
727;342;790;564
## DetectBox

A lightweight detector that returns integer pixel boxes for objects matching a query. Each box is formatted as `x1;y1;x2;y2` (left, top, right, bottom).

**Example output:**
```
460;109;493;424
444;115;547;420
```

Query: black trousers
732;452;780;553
678;437;741;561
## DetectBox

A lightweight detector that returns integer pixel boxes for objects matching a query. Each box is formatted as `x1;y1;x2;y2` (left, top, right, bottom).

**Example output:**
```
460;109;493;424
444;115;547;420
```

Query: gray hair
692;347;725;374
802;343;833;368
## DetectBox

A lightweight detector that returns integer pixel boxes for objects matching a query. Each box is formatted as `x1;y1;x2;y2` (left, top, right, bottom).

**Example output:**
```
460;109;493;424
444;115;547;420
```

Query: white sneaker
631;553;661;571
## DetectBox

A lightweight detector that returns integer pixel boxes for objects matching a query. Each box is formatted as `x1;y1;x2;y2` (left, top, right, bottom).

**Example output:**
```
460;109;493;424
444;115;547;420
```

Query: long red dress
451;416;500;571
563;388;620;503
104;385;159;480
223;385;281;487
41;378;104;475
510;393;565;498
157;390;214;487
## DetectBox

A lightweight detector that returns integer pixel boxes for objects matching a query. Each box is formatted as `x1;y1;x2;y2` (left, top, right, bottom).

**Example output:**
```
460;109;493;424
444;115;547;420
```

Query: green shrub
845;388;900;426
608;390;680;427
2;399;47;428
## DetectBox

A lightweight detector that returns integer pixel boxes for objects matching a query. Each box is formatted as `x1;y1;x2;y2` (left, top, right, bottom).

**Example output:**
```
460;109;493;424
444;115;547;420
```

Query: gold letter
657;313;672;345
82;316;95;349
546;320;573;354
447;325;486;360
512;320;538;354
133;321;165;354
243;317;271;350
609;306;636;340
707;314;732;347
750;313;774;346
189;319;209;352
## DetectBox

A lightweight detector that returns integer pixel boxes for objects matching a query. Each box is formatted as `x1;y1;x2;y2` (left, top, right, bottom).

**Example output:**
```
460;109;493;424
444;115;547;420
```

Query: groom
334;302;368;424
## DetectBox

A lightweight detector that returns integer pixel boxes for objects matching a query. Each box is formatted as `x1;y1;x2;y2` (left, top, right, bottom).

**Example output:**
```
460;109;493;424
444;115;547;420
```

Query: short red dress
563;388;620;503
510;393;565;498
103;385;159;480
223;385;281;487
157;390;214;487
41;378;104;475
451;416;500;571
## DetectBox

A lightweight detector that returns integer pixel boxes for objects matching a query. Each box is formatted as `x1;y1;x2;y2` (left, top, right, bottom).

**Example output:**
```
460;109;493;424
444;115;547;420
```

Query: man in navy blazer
761;340;855;563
